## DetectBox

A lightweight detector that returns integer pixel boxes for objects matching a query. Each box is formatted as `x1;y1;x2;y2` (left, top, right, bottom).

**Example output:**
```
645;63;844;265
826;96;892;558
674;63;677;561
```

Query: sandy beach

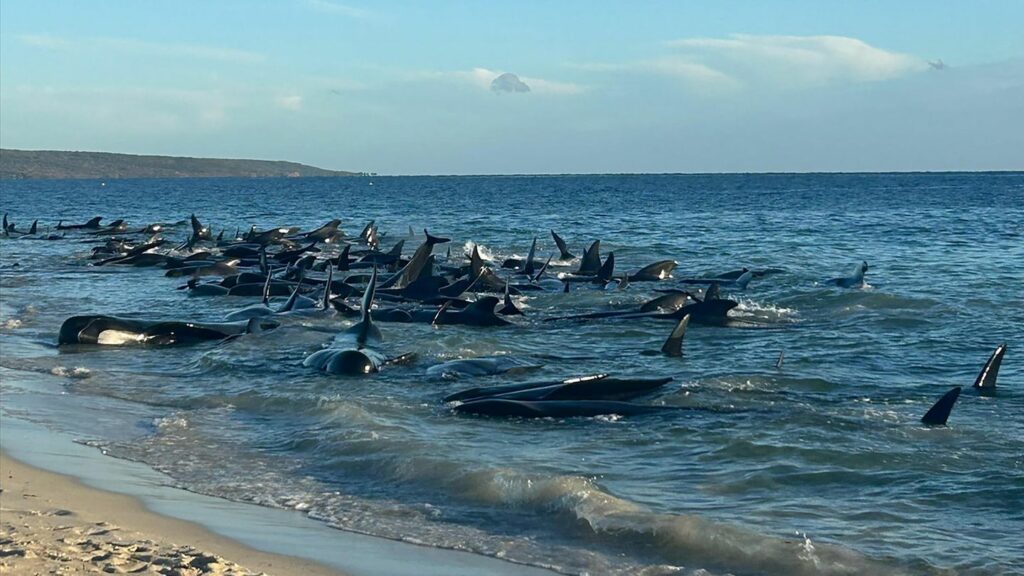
0;451;344;576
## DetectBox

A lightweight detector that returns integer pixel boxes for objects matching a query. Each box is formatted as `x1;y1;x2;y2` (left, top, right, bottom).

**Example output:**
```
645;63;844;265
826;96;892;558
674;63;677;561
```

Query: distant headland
0;149;365;180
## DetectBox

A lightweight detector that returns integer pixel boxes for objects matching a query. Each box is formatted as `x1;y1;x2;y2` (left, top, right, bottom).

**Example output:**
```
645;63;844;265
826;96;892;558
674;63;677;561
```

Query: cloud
490;72;530;93
579;34;926;92
17;34;264;64
304;0;370;18
16;34;70;50
276;95;303;110
1;85;232;134
665;34;926;87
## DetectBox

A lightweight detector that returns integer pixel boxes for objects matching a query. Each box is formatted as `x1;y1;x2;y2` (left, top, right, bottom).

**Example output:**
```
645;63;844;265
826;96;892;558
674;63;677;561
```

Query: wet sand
0;451;345;576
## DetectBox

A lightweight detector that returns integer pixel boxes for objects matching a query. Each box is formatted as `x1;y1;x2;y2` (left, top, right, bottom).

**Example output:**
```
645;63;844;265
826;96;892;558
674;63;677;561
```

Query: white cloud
664;34;925;87
276;95;304;110
16;34;70;50
95;38;265;64
520;76;585;95
578;34;926;92
17;34;264;64
2;85;232;134
304;0;370;18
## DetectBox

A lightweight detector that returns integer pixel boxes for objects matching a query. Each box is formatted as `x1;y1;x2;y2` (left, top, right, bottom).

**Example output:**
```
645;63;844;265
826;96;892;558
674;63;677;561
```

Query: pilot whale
445;374;673;403
58;315;277;346
426;356;543;379
829;261;869;288
304;268;413;375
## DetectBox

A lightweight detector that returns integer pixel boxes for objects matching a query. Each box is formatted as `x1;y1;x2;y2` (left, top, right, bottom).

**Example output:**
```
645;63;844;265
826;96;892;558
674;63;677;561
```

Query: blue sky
1;1;1022;174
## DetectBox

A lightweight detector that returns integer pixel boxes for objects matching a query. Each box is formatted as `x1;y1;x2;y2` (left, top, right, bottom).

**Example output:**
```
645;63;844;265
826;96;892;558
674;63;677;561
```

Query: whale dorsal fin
258;246;268;275
279;279;304;312
704;282;721;302
577;240;601;275
973;343;1006;389
336;244;351;271
597;252;615;283
432;301;452;325
322;264;334;309
661;314;690;357
28;220;37;235
387;239;405;258
775;351;785;369
551;230;575;260
246;317;263;334
532;255;552;283
734;269;753;289
261;267;274;304
361;267;377;323
470;245;484;278
921;387;961;426
499;279;523;315
349;266;380;346
359;220;375;241
524;237;537;276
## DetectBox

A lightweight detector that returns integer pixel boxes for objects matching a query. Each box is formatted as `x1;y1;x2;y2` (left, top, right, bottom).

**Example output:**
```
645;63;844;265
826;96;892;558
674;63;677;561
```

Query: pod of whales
15;211;1005;430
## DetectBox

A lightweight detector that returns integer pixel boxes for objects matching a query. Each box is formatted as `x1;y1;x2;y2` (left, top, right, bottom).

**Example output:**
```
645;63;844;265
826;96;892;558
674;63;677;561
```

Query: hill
0;149;361;179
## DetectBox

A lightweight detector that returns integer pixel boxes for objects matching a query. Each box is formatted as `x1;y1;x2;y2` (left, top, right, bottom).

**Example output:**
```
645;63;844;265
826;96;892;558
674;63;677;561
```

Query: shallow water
1;173;1022;575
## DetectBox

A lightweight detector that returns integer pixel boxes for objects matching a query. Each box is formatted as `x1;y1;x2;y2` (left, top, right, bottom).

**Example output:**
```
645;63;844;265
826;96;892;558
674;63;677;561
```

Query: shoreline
0;415;555;576
1;450;345;576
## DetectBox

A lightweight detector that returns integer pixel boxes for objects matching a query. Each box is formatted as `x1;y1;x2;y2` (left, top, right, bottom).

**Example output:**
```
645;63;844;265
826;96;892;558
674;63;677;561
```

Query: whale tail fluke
921;387;961;426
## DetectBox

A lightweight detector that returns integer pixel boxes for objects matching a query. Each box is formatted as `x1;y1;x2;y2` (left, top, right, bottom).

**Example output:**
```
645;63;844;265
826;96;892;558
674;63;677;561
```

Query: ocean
1;172;1022;575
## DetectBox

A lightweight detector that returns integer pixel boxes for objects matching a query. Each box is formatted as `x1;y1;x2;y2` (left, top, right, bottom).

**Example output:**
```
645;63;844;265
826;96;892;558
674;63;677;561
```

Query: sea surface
1;173;1022;575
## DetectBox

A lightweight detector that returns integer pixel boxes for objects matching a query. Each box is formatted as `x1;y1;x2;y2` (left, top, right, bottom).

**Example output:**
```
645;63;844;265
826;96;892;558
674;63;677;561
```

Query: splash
50;366;92;379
